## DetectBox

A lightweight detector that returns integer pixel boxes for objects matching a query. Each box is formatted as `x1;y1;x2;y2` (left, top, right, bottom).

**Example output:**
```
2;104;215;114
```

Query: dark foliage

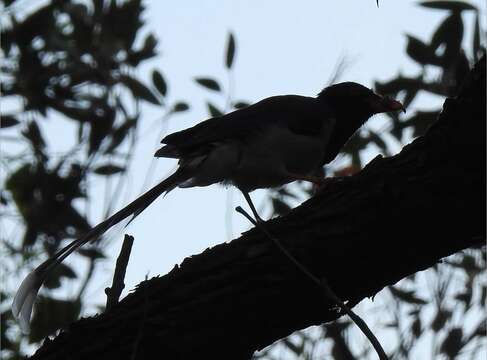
0;0;187;357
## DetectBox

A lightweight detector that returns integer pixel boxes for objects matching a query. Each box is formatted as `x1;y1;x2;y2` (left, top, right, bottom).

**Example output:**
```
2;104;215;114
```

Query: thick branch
30;58;485;360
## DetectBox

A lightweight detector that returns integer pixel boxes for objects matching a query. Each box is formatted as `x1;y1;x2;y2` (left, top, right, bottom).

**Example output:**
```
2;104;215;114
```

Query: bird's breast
231;125;326;191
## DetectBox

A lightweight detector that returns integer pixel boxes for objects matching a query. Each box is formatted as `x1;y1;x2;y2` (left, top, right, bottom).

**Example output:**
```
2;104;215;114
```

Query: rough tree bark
30;58;485;360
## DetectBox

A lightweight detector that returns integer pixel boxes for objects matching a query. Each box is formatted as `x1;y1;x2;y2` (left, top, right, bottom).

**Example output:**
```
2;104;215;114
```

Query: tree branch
236;205;388;359
29;57;485;360
105;234;134;311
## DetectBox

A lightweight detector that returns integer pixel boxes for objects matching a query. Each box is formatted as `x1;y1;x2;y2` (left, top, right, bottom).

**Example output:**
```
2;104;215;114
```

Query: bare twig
105;234;134;311
236;206;389;360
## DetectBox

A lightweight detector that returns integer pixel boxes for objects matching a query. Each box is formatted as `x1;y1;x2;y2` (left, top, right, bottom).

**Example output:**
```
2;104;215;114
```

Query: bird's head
317;82;405;164
318;82;405;120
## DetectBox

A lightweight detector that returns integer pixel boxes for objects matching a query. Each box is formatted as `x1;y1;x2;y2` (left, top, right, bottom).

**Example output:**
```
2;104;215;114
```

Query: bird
12;81;404;330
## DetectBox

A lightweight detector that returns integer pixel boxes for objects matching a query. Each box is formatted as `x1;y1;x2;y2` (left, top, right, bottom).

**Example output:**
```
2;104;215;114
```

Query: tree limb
105;234;134;311
30;57;485;360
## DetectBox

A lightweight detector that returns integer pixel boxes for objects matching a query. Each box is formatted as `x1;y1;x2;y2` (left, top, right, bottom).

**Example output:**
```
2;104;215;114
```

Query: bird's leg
241;190;264;223
237;190;389;360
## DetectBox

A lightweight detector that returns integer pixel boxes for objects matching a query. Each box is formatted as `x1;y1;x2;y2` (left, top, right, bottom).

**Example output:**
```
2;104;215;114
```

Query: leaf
374;75;424;96
207;102;223;117
29;297;81;343
194;78;221;92
430;12;463;63
104;117;137;154
455;289;472;308
22;121;46;151
481;285;486;307
88;107;116;155
467;318;486;341
342;132;368;155
78;248;106;260
405;111;439;138
440;327;464;358
119;75;161;105
412;317;422;338
225;32;236;69
1;310;15;351
403;88;419;108
367;131;387;152
272;197;292;216
431;308;452;332
276;186;299;200
431;13;463;50
473;14;481;60
351;152;361;167
408;308;420;317
44;263;77;289
152;70;167;97
233;101;250;109
172;102;189;112
282;338;304;355
127;33;158;67
52;102;93;123
406;35;440;65
1;114;20;128
3;0;17;7
0;191;8;205
93;164;125;176
143;33;158;53
389;286;427;305
419;1;477;12
445;254;482;275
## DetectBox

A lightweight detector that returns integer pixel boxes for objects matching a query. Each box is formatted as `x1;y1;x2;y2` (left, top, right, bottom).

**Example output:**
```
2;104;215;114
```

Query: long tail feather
12;167;190;331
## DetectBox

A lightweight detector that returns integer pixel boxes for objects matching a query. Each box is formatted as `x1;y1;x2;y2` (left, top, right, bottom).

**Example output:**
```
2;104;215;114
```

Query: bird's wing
158;95;332;158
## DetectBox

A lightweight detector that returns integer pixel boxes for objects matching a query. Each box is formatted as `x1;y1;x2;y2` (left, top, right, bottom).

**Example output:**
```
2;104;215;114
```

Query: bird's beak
375;95;406;114
382;96;406;113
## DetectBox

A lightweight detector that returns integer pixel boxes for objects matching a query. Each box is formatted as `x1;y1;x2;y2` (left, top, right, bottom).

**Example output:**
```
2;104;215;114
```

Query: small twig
235;206;389;360
105;234;134;311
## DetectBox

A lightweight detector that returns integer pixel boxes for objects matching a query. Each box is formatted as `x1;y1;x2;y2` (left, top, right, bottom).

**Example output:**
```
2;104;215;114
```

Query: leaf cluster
0;0;181;356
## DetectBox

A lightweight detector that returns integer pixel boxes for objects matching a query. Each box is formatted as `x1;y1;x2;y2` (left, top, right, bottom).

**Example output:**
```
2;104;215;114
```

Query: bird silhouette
12;81;404;330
